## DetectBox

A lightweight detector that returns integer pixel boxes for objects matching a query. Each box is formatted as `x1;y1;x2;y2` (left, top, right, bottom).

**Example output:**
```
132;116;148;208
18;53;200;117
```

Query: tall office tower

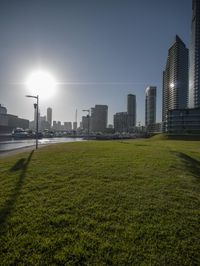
189;0;200;108
90;105;108;132
145;86;156;127
162;35;188;130
127;94;136;130
47;107;52;127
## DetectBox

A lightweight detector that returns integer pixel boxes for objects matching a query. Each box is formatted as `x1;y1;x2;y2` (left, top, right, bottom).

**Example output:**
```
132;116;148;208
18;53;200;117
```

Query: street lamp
82;109;90;137
26;95;39;149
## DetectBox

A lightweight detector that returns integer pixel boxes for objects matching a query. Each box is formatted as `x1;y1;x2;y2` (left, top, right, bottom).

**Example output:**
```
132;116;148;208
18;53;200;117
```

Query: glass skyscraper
145;86;156;127
189;0;200;108
162;35;188;131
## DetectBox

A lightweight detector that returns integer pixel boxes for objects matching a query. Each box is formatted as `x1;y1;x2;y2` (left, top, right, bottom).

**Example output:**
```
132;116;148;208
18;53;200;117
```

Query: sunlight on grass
0;139;200;265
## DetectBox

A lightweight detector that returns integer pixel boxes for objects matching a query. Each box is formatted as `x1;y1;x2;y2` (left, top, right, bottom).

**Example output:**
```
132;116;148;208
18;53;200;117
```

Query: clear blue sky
0;0;191;125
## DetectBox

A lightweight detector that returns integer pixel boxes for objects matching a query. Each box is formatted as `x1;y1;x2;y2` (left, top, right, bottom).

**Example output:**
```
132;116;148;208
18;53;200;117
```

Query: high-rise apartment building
90;105;108;133
162;35;188;130
114;112;128;133
47;107;52;127
127;94;136;130
145;86;156;127
189;0;200;108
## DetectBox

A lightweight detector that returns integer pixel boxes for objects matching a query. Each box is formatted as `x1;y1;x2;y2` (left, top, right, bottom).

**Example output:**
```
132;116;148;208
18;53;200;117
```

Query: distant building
47;107;52;127
147;123;162;134
90;105;108;133
167;108;200;134
81;116;90;132
145;86;156;127
0;104;29;133
64;122;72;131
0;104;7;114
57;121;61;130
73;122;77;131
39;115;50;131
189;0;200;108
53;121;57;130
113;112;128;133
127;94;136;131
29;120;35;130
0;113;29;133
52;121;62;131
162;35;188;131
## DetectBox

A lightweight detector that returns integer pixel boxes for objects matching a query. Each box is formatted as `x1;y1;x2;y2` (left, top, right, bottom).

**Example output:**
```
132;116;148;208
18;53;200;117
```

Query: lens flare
25;70;56;99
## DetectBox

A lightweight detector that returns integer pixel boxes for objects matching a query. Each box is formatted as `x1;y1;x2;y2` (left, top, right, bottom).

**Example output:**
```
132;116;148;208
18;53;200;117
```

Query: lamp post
82;109;90;137
26;95;39;149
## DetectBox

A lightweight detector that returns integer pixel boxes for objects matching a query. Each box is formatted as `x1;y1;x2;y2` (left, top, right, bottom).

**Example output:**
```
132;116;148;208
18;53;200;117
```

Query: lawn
0;139;200;265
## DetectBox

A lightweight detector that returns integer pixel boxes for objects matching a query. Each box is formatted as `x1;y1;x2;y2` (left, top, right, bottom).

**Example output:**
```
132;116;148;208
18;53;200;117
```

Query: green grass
0;139;200;265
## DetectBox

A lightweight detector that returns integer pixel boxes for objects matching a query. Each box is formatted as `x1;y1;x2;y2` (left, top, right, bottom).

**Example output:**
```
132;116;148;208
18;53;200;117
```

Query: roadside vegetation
0;139;200;265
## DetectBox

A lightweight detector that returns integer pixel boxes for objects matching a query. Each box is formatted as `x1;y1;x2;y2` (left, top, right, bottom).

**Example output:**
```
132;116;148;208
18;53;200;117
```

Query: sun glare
25;70;56;99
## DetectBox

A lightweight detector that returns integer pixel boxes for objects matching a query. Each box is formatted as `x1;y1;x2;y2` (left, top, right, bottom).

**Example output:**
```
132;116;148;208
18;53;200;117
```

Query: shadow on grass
0;150;34;230
173;151;200;179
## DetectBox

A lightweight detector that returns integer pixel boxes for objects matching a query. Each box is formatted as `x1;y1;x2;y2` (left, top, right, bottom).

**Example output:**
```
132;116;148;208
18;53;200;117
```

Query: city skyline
0;0;191;125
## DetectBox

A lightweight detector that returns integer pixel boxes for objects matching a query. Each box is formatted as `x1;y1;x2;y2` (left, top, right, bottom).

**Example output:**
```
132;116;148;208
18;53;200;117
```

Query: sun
25;70;57;99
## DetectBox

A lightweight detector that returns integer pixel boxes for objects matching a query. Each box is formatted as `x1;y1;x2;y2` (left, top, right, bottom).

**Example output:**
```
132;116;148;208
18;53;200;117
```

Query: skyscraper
127;94;136;130
47;107;52;127
145;86;156;127
189;0;200;108
162;35;188;130
90;105;108;133
113;112;128;133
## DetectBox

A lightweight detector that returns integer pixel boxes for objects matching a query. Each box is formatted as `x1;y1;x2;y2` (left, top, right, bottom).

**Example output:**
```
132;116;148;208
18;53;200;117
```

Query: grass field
0;139;200;265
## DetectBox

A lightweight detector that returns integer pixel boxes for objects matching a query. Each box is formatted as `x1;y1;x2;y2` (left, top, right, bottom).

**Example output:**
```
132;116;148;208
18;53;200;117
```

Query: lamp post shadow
0;150;34;232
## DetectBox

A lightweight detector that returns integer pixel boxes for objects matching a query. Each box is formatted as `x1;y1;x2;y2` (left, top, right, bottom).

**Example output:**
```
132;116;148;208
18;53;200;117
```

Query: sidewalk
0;145;37;158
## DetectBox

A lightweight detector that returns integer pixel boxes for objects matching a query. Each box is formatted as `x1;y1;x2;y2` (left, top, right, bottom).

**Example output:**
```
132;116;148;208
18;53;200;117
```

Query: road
0;137;84;152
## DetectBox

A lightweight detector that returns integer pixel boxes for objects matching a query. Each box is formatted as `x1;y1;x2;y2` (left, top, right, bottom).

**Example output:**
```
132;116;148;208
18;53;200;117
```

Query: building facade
189;0;200;108
0;104;7;114
90;105;108;133
113;112;128;133
167;108;200;134
47;107;52;127
64;122;72;131
127;94;136;130
145;86;156;127
39;116;50;131
0;113;29;133
0;104;29;133
162;35;188;131
81;116;90;132
73;122;77;131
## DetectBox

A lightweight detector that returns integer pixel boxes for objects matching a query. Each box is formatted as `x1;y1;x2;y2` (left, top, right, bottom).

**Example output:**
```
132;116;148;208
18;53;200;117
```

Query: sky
0;0;191;125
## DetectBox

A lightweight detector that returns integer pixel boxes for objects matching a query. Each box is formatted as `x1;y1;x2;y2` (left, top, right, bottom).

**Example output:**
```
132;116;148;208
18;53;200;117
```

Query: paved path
0;145;40;158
